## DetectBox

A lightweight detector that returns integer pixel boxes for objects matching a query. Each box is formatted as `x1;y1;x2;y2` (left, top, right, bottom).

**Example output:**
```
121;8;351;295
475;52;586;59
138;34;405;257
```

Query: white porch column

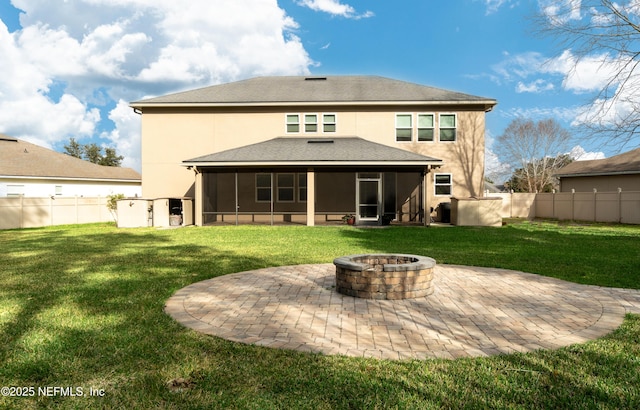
194;170;203;226
306;168;315;226
423;168;430;226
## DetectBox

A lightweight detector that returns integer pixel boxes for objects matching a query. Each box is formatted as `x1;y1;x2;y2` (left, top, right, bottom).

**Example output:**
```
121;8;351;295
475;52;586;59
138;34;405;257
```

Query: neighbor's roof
0;135;141;181
131;76;497;110
555;148;640;177
183;137;443;168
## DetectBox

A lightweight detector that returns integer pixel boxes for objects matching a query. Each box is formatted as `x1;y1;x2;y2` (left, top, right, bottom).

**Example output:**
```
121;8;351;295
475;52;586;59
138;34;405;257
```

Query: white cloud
568;145;605;160
295;0;374;19
485;132;512;183
101;99;141;171
0;0;314;171
516;79;555;93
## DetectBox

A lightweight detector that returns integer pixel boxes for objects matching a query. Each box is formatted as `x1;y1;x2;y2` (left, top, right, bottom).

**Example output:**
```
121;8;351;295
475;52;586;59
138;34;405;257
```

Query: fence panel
0;196;113;230
493;190;640;224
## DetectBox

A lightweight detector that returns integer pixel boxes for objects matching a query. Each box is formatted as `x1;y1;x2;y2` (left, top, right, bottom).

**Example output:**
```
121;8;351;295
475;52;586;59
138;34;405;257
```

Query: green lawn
1;221;639;409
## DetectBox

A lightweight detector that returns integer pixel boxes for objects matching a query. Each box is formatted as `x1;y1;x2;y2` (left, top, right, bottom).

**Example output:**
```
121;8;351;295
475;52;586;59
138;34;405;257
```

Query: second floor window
395;114;412;142
286;114;300;133
418;114;434;142
439;114;457;142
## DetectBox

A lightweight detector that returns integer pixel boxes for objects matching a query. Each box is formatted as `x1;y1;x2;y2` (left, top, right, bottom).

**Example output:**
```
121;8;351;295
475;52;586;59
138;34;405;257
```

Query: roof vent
307;139;334;144
305;77;327;81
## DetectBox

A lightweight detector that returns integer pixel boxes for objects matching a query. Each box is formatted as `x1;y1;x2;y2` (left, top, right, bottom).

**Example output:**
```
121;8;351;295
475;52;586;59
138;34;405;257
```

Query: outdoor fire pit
333;254;436;300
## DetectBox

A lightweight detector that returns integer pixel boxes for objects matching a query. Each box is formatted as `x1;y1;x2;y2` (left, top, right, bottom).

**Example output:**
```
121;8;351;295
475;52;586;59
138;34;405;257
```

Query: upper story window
286;114;300;133
323;114;336;133
287;113;336;134
304;114;318;132
417;114;435;142
439;114;457;142
395;114;412;142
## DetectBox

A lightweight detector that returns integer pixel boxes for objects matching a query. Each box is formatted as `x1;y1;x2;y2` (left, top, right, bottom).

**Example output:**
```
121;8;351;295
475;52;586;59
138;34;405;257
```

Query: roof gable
183;137;443;167
556;148;640;177
132;76;496;109
0;135;141;181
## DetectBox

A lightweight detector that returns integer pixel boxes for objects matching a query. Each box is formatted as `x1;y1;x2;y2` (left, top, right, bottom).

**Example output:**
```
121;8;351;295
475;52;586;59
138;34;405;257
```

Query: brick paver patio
165;264;640;360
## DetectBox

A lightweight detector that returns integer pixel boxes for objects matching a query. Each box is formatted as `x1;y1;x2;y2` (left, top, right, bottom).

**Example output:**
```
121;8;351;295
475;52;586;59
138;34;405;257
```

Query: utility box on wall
116;199;153;228
152;198;193;227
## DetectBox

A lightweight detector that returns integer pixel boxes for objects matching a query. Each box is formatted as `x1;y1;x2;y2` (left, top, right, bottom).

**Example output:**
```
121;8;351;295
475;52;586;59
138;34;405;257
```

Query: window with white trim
277;173;295;202
304;114;318;133
322;114;336;133
286;114;300;133
434;174;452;196
55;185;63;196
439;114;457;142
395;114;412;142
256;174;271;202
417;114;435;142
7;184;24;197
298;173;307;202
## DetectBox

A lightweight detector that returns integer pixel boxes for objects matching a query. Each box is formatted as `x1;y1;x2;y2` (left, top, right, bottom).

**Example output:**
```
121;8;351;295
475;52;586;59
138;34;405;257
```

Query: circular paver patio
165;264;640;360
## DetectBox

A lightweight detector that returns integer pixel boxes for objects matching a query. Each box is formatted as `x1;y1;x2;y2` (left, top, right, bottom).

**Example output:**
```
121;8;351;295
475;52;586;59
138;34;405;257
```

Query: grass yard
0;221;639;409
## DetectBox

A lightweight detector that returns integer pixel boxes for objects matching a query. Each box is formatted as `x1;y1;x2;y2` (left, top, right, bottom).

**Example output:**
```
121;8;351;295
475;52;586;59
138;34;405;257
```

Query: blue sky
0;0;634;180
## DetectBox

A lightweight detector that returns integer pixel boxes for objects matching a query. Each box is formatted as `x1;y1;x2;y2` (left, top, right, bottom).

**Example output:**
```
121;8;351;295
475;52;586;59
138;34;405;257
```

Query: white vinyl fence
0;196;114;230
489;190;640;225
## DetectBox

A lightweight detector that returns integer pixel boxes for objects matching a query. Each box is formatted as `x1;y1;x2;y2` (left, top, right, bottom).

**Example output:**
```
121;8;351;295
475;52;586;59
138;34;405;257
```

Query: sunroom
183;137;443;226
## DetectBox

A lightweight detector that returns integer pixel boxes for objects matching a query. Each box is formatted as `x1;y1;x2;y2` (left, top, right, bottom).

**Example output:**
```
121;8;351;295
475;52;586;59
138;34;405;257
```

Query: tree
505;154;573;193
63;138;123;167
536;0;640;146
496;118;572;193
63;138;84;159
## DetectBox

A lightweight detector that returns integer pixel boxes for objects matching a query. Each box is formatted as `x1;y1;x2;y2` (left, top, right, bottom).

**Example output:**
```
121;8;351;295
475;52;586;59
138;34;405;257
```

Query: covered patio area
183;137;443;226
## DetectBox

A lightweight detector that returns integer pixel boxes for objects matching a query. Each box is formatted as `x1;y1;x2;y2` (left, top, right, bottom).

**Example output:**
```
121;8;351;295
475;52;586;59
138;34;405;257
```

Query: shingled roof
131;76;497;110
183;137;443;168
0;135;141;181
555;148;640;177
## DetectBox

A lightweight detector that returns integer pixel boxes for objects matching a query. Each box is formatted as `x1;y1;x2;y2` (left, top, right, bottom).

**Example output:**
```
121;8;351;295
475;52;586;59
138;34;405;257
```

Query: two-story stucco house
130;76;496;226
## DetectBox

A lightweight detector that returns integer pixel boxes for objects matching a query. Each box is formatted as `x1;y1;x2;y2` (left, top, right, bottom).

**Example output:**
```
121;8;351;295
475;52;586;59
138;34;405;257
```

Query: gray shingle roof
183;137;443;167
0;135;141;181
132;76;496;108
556;148;640;177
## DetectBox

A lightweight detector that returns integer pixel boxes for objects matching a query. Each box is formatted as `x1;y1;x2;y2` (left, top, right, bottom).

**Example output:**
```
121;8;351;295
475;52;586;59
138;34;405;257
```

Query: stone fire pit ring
333;254;436;300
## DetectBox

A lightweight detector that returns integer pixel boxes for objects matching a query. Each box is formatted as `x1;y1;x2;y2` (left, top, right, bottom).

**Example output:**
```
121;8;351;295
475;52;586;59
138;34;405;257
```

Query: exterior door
357;173;381;223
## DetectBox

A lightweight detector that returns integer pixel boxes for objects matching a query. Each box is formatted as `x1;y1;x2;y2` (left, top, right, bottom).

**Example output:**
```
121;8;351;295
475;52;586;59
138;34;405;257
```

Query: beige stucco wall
139;106;488;216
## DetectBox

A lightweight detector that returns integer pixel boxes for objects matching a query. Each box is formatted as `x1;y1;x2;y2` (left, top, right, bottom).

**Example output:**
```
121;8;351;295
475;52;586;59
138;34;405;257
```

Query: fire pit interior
333;254;436;300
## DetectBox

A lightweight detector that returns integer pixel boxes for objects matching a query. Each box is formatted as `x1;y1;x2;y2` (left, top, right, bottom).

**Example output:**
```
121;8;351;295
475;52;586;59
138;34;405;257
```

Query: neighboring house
556;148;640;192
130;76;496;226
0;135;141;198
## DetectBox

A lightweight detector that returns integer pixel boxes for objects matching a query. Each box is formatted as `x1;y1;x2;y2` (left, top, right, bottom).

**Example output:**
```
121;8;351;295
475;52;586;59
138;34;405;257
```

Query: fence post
618;187;622;224
571;189;575;221
593;188;597;222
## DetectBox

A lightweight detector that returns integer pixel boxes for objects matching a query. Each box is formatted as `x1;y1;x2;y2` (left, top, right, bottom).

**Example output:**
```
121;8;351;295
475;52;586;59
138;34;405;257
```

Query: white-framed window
55;185;63;196
439;114;457;142
395;114;412;142
417;113;435;142
298;173;307;202
434;174;452;196
7;184;24;197
256;173;272;202
322;114;336;133
277;173;295;202
286;114;300;133
304;114;318;133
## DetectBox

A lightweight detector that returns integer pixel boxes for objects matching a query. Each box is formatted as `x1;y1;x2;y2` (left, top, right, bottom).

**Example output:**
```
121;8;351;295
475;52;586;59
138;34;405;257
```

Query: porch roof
182;137;443;168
